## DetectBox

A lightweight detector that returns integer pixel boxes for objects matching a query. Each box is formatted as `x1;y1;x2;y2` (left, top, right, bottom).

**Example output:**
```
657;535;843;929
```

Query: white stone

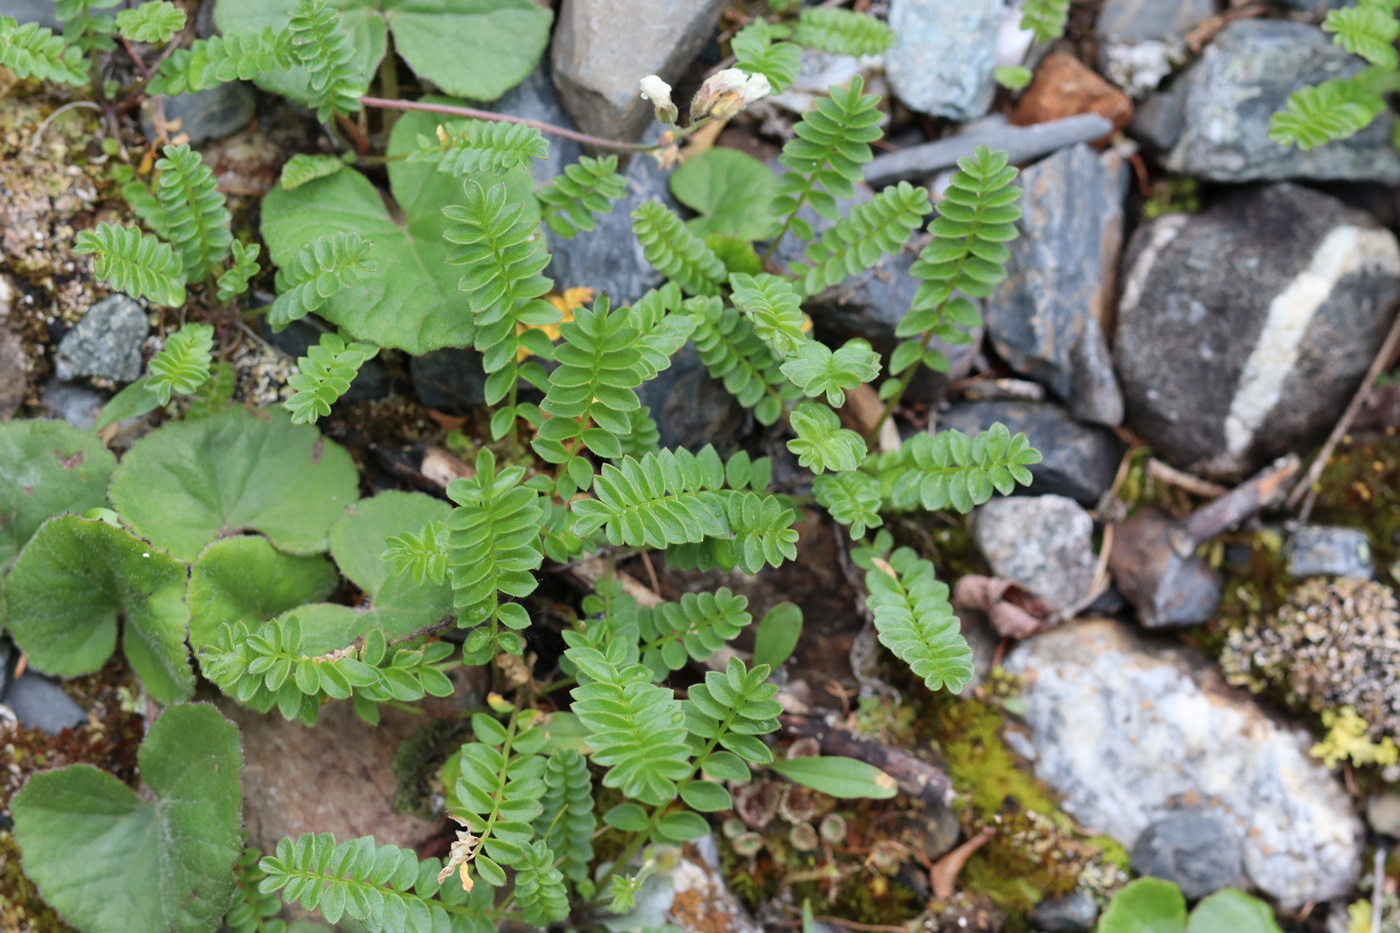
972;495;1097;611
1002;620;1364;906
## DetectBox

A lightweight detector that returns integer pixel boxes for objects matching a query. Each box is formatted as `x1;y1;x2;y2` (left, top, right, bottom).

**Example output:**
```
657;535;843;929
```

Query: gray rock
551;0;727;142
634;343;745;453
864;113;1114;186
937;400;1125;506
1131;811;1248;900
1032;889;1100;933
55;294;147;383
887;0;999;120
1165;20;1400;183
0;0;60;29
142;82;257;145
0;638;11;702
1129;91;1184;151
546;133;675;308
1286;525;1374;579
1095;0;1215;96
985;144;1127;425
5;672;87;735
1366;792;1400;838
973;495;1098;611
410;348;488;415
1002;619;1364;906
805;243;982;404
41;379;107;430
1116;183;1400;480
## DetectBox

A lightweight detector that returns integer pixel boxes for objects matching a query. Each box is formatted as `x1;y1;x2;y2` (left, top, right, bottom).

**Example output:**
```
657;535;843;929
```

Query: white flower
639;74;678;125
689;68;773;123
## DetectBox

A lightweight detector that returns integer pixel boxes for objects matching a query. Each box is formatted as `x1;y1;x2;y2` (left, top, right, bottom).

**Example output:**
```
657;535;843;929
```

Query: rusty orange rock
1011;53;1132;134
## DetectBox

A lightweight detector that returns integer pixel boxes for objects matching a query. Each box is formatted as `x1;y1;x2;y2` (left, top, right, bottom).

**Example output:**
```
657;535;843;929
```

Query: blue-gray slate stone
142;82;257;145
1116;183;1400;480
1165;20;1400;183
42;379;107;430
1130;811;1249;900
1286;525;1374;579
5;671;88;735
634;343;745;454
1095;0;1216;96
886;0;1000;120
410;348;489;415
985;143;1127;425
864;114;1114;186
55;293;147;383
1032;889;1100;933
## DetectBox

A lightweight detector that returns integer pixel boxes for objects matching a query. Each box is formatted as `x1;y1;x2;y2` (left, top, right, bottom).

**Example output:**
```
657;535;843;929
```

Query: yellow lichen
1312;707;1399;769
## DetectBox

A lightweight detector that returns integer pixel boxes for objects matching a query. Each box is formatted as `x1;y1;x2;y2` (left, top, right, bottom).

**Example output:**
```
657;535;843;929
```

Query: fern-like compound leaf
538;154;627;238
813;470;883;539
284;332;378;424
732;19;802;92
448;737;546;886
287;0;365;122
569;445;730;547
1020;0;1071;42
787;401;867;473
216;240;261;302
514;841;570;925
443;179;557;374
686;295;800;426
1324;2;1400;68
152;143;233;281
279;153;347;191
73;222;187;307
779;338;881;407
148;322;214;405
55;0;117;54
791;7;894;56
533;750;596;883
567;637;692;805
871;422;1041;512
445;449;544;629
865;547;973;692
148;26;297;95
0;16;87;85
1269;74;1388;150
621;281;697;380
666;491;799;574
637;588;751;676
259;832;496;932
115;1;185;43
226;847;284;933
411;120;548;178
791;181;930;296
729;272;807;358
382;520;449;586
772;74;883;250
685;657;782;775
631;200;727;296
534;296;646;467
268;231;377;329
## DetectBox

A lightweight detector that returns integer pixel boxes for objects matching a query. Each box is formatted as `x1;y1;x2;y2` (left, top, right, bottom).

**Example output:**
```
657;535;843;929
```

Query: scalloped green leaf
215;0;550;102
670;147;778;240
3;514;192;703
12;703;242;933
187;535;338;650
0;420;117;565
1100;878;1188;933
108;408;358;562
260;103;536;354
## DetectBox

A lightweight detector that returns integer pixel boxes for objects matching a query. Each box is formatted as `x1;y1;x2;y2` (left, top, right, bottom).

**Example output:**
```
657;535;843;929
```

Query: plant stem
377;39;399;134
866;341;928;443
358;96;659;152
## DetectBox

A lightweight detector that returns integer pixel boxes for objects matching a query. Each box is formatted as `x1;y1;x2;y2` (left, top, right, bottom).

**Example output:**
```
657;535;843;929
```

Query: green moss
1309;431;1400;574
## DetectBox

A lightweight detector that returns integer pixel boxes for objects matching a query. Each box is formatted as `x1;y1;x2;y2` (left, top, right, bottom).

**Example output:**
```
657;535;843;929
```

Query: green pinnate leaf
729;272;807;358
1020;0;1071;42
73;222;187;307
148;322;214;405
631;200;727;296
279;153;348;191
216;240;261;302
5;514;192;702
787;401;866;473
410;119;548;178
791;181;930;296
538;154;627;238
152;143;233;281
1324;2;1400;67
870;422;1040;513
791;7;894;55
865;546;973;693
115;1;186;43
779;338;881;407
285;333;378;424
286;0;365;122
147;26;297;95
0;15;87;84
12;704;242;933
732;19;801;92
1270;74;1389;149
268;231;378;329
813;470;882;539
108;407;359;561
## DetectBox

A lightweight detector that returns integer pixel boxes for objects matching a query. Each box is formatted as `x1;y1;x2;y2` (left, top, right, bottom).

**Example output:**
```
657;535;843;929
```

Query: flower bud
689;68;772;123
639;74;678;126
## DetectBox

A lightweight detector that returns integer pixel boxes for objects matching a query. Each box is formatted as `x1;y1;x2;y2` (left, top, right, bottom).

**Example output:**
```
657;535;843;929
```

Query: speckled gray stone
55;294;147;383
142;82;257;145
973;495;1098;611
1286;525;1374;579
1165;20;1400;183
886;0;999;120
1095;0;1216;96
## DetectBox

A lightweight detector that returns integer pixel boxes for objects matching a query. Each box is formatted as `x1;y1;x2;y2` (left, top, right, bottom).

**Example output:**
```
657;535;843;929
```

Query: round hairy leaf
4;515;192;703
188;535;338;649
13;703;242;933
1187;890;1281;933
1100;878;1188;933
0;420;117;564
109;408;358;561
215;0;548;102
766;756;898;799
260;104;536;354
669;147;778;240
280;490;456;642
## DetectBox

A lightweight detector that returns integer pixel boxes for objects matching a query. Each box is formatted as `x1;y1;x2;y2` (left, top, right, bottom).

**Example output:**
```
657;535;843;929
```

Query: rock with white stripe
1115;183;1400;481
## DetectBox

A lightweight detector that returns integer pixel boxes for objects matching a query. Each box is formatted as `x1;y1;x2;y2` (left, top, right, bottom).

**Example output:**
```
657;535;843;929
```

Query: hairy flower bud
689;68;772;123
639;74;678;126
